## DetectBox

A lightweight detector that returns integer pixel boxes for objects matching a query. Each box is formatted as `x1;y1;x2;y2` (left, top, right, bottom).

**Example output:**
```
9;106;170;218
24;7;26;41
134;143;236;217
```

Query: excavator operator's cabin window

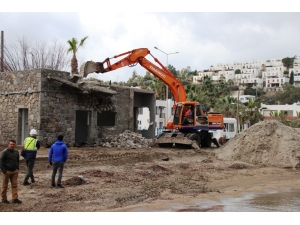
174;105;182;117
196;105;201;117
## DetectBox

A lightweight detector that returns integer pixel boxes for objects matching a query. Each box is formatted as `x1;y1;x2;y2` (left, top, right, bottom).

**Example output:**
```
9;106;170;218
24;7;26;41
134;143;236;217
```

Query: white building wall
236;95;256;103
137;107;150;130
262;66;285;79
154;99;173;135
260;102;300;117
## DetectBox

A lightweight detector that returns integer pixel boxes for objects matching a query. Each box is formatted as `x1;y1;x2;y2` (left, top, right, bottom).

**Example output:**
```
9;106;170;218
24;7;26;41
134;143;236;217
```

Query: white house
238;95;256;103
138;99;174;136
137;107;150;130
155;99;174;135
260;102;300;117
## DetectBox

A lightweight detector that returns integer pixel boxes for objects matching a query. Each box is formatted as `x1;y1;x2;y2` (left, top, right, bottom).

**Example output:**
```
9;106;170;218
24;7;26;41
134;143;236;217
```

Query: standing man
48;135;68;188
23;129;40;185
0;140;22;204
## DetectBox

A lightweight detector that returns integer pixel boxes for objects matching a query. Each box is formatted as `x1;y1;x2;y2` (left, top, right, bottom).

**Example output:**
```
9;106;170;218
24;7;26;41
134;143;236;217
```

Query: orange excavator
78;48;224;149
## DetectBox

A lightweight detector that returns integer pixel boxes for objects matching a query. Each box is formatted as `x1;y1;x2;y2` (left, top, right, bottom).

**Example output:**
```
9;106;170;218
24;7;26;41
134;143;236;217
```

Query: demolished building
0;69;155;146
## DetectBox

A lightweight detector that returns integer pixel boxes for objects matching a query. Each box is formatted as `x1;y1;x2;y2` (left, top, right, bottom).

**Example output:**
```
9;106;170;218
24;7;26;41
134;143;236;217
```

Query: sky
1;1;300;84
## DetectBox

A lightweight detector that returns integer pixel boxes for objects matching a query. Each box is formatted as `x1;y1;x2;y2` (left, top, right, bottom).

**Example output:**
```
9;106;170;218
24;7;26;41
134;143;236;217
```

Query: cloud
1;12;300;82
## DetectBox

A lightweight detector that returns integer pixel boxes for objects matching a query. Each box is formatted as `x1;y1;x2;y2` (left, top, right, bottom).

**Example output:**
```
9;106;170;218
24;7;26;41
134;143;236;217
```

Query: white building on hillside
192;56;300;91
237;95;256;103
260;102;300;117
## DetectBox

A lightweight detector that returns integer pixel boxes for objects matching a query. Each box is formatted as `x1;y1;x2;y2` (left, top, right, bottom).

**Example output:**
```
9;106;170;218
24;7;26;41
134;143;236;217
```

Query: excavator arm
79;48;187;103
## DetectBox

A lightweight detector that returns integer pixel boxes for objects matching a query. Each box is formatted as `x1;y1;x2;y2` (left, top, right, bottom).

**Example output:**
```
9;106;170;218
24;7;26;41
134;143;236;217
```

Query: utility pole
237;84;240;133
154;47;179;126
1;31;3;72
255;79;257;98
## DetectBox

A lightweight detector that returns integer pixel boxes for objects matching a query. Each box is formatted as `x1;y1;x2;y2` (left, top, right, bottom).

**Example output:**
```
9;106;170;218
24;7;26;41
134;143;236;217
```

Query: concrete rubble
100;130;156;149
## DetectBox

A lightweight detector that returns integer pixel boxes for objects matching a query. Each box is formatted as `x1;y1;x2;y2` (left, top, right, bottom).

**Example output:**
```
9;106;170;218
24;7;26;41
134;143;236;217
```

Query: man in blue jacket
48;135;68;188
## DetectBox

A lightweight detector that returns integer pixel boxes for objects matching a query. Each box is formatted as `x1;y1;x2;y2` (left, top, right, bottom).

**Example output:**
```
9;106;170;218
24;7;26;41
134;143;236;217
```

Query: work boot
2;199;10;204
23;181;31;186
31;177;35;183
51;182;56;187
12;199;22;204
57;183;64;188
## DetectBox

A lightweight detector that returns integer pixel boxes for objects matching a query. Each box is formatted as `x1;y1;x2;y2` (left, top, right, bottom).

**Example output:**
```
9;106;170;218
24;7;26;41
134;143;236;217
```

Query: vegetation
269;110;300;128
235;69;241;74
244;86;265;97
289;71;294;85
67;36;88;75
0;37;70;71
282;57;294;70
274;83;300;104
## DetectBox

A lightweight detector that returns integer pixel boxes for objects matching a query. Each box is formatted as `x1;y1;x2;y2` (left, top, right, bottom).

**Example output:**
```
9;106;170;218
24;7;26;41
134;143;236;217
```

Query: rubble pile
217;120;300;168
100;130;155;149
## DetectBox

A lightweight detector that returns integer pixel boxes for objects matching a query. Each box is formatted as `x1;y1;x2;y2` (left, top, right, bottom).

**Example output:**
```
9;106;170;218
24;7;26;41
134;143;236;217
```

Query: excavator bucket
78;61;102;78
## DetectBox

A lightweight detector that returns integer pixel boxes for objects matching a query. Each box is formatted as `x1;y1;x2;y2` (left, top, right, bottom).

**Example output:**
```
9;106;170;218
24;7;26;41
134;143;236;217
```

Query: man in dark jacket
0;140;22;204
48;135;68;188
23;129;40;185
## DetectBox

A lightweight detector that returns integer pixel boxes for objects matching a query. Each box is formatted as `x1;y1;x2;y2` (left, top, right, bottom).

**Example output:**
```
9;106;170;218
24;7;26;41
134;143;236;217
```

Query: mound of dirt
217;120;300;168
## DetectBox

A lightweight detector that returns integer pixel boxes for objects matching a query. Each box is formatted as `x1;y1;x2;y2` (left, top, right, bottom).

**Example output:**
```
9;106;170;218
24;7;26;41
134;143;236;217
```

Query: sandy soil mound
217;120;300;168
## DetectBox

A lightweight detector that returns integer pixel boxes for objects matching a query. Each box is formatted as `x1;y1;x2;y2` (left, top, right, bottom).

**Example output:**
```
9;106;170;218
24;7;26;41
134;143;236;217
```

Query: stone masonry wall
40;70;109;146
96;84;134;138
0;70;41;145
0;69;139;146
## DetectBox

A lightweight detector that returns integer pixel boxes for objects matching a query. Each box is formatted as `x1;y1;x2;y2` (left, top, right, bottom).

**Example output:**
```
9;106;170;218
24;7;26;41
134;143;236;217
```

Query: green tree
235;69;241;74
67;36;88;75
275;83;300;104
289;71;294;85
240;98;264;126
167;64;178;77
214;95;237;117
282;57;294;70
244;86;265;97
269;110;286;122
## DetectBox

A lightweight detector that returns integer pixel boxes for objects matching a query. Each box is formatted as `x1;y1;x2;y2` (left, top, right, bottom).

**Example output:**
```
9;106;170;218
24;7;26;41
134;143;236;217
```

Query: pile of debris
99;130;156;149
217;120;300;168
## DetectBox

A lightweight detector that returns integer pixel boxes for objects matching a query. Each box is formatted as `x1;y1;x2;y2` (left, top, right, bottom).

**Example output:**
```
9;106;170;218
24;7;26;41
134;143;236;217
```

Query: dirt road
1;144;300;212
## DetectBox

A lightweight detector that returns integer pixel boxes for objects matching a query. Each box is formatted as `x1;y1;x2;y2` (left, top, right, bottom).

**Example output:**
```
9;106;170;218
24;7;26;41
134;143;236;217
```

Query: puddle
177;189;300;212
124;188;300;212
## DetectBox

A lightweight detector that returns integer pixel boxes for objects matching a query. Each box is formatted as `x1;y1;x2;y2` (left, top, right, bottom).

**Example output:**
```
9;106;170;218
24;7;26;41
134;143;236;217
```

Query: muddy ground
1;141;300;212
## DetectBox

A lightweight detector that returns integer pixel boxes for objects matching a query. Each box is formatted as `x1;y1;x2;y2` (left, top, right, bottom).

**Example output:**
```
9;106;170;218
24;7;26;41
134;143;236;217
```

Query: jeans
1;169;19;201
52;162;65;184
24;158;35;182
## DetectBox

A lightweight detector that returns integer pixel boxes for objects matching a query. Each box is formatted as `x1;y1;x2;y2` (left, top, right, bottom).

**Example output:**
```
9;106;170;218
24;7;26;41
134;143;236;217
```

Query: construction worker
182;105;193;125
23;129;40;185
0;140;22;204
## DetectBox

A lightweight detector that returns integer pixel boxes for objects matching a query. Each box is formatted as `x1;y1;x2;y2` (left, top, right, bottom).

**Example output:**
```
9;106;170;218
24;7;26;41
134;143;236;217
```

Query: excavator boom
79;48;187;103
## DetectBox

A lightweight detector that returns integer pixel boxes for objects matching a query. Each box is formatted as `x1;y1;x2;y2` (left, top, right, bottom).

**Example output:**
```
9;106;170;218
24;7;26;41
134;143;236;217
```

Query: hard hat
30;129;37;135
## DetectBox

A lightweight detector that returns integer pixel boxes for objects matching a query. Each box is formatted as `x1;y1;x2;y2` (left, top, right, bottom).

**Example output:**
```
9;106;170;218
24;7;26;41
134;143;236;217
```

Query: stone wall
40;70;98;146
0;69;42;145
0;69;155;146
96;85;135;138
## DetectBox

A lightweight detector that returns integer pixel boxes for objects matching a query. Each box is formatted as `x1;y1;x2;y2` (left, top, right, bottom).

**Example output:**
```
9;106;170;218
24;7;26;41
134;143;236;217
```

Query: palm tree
269;110;286;122
214;95;237;117
67;36;88;75
241;98;264;126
